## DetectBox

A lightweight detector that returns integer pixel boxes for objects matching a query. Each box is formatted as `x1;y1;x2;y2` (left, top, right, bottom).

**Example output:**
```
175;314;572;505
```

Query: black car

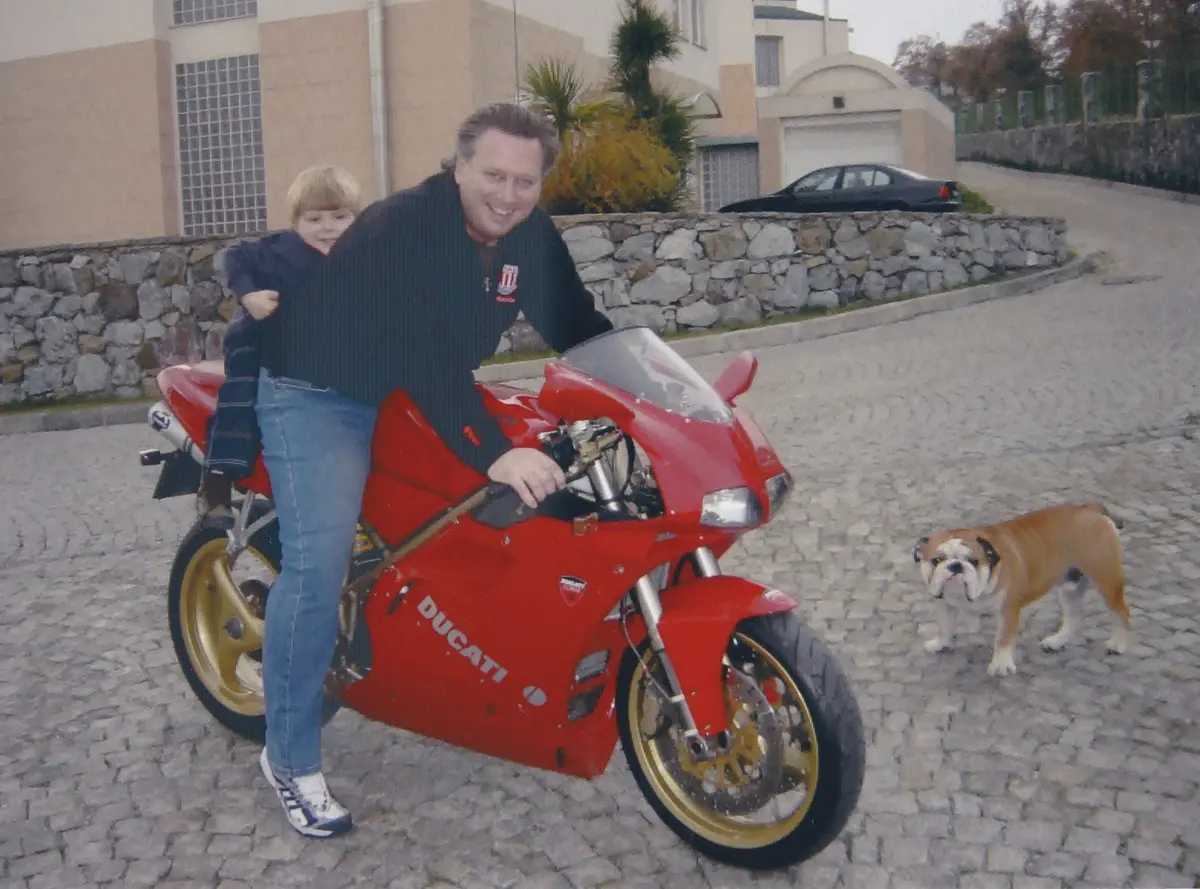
719;163;960;214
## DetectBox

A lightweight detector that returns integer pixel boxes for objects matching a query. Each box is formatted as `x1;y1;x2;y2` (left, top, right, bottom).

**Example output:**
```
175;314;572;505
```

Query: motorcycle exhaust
145;401;205;465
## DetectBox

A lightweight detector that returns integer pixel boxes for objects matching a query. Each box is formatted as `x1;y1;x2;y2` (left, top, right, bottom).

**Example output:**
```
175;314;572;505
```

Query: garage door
783;116;902;185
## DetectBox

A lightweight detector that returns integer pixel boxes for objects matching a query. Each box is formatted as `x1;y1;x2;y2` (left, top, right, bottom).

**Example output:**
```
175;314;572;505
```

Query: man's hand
242;290;280;320
487;448;566;509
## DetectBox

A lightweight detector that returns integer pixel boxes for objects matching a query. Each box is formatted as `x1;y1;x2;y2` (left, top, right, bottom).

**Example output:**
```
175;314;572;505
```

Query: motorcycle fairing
653;577;798;734
341;514;664;777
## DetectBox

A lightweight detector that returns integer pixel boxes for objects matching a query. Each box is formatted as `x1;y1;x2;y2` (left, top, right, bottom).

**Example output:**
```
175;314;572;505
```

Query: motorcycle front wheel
616;611;865;870
167;506;337;743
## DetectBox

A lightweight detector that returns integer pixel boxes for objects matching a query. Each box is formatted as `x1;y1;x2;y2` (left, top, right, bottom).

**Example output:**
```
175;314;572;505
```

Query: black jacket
278;171;613;473
205;230;323;478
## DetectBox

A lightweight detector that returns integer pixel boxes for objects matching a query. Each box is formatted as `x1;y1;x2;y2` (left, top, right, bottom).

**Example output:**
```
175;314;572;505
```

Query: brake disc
652;667;785;815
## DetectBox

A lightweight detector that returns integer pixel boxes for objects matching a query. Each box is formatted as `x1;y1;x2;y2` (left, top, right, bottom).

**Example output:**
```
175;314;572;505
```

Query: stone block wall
957;114;1200;196
0;212;1068;406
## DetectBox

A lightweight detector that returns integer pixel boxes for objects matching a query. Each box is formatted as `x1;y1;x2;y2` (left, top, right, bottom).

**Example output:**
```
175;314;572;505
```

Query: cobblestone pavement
2;166;1199;888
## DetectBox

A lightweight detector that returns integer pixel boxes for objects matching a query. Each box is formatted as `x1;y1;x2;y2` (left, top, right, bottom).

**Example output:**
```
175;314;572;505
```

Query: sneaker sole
259;750;352;838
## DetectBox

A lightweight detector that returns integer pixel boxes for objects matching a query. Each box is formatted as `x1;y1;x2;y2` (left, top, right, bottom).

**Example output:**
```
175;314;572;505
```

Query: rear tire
167;503;338;742
617;611;864;870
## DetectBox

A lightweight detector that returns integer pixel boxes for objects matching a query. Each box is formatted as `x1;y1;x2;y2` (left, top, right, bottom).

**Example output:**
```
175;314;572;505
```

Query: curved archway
777;51;909;97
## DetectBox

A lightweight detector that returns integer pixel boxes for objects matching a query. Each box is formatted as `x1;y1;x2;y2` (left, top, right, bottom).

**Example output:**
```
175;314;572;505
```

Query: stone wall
957;114;1200;196
0;212;1068;406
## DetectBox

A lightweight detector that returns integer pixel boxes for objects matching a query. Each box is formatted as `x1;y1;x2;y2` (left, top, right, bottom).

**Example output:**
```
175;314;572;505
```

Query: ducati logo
496;264;519;302
558;575;587;606
416;595;508;683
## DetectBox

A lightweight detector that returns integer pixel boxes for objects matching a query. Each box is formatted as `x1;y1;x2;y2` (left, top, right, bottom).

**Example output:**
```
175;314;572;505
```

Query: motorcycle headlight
766;472;793;515
701;487;764;528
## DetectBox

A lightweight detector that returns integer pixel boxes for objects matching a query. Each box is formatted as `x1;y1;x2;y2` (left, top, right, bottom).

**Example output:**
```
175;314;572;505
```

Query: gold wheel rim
179;538;273;717
627;632;820;849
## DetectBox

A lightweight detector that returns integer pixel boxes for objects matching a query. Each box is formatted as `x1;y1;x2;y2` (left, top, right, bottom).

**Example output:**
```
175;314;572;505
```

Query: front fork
634;546;723;761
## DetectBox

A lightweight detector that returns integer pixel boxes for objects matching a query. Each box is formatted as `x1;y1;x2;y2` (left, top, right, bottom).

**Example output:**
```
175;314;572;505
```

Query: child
202;165;362;507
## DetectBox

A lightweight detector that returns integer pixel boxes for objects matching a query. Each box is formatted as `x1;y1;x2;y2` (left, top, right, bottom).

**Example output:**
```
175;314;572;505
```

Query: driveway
1;165;1198;889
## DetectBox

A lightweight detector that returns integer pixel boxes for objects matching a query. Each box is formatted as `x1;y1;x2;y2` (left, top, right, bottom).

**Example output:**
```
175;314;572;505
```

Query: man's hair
447;102;561;175
286;165;363;224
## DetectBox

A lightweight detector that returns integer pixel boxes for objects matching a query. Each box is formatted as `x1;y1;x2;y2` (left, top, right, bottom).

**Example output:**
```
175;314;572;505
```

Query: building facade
0;0;954;249
0;0;735;248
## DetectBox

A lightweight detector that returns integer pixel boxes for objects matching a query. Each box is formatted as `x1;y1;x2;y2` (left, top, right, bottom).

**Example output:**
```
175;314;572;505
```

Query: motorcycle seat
157;362;225;416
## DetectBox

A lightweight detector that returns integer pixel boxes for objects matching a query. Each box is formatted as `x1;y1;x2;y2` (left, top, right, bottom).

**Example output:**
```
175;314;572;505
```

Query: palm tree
522;59;611;143
610;0;695;198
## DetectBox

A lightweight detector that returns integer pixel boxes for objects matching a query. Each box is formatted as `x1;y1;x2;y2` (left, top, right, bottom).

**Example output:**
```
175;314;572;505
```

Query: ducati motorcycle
142;326;864;869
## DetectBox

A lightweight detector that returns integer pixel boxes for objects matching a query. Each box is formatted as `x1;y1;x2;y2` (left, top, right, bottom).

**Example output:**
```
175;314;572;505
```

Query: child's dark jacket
205;231;323;478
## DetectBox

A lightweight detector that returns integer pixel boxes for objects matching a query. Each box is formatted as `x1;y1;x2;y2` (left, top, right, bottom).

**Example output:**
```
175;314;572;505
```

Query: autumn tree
893;35;950;91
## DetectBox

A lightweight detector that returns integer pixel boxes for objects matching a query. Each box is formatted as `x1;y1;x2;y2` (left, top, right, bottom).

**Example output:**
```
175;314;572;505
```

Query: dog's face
913;533;1000;602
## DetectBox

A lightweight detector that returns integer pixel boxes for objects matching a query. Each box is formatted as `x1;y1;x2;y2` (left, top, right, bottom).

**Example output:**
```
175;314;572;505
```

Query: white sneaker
259;748;353;838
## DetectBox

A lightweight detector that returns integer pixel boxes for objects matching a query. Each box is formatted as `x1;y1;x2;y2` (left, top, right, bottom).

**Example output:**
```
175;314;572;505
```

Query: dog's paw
987;651;1018;676
1040;631;1070;652
924;637;952;654
1105;634;1129;655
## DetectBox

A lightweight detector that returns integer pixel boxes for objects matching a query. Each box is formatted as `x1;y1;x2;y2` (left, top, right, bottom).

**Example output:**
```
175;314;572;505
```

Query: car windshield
560;327;733;423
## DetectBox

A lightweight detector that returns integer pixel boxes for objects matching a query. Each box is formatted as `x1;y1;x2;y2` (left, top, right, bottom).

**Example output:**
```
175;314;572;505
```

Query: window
173;0;257;26
793;168;840;193
836;167;893;190
840;167;873;190
672;0;707;47
175;54;267;235
756;36;781;87
701;144;760;211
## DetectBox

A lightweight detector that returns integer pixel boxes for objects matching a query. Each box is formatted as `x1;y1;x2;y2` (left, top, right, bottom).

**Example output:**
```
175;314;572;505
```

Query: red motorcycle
142;326;864;869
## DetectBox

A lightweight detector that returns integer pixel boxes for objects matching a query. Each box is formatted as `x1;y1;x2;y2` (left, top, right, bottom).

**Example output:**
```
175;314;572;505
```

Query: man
256;103;613;837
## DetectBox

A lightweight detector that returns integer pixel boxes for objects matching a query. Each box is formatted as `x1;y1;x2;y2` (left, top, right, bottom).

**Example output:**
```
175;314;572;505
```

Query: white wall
0;0;161;62
754;17;850;98
478;0;720;91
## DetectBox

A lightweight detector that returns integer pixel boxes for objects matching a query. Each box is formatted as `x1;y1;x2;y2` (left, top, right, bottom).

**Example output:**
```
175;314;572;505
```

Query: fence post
1045;84;1063;125
1082;71;1101;125
1018;90;1035;128
994;98;1006;130
976;102;988;131
1137;59;1165;121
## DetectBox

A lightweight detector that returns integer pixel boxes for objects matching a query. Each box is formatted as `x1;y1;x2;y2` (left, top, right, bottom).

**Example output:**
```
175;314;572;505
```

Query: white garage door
783;116;902;185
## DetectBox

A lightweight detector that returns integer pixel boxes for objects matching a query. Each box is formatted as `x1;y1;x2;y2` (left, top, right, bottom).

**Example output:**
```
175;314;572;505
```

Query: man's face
454;128;545;244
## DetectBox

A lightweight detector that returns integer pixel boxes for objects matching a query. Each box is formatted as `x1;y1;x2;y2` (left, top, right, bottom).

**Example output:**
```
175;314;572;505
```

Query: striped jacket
205;231;323;478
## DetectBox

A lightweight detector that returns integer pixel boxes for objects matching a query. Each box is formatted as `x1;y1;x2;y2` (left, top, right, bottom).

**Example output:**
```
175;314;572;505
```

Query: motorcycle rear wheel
167;506;337;743
616;611;864;870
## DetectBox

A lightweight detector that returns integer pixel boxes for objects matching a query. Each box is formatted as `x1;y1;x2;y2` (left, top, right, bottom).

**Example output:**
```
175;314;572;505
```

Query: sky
824;0;1006;65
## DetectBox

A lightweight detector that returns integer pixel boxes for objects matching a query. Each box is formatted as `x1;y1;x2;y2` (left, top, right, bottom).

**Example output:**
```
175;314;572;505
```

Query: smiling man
253;103;612;837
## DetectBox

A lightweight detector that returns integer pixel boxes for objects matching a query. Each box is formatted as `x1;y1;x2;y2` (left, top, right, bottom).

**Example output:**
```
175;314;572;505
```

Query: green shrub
541;111;681;213
959;185;995;213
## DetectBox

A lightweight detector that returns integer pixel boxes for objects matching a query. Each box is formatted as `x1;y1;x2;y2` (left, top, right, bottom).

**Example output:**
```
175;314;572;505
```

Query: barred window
701;144;760;212
175;54;267;236
173;0;257;26
756;36;781;87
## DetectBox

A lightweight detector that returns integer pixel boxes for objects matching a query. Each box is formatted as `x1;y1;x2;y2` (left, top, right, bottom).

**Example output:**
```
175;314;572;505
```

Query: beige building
0;0;953;249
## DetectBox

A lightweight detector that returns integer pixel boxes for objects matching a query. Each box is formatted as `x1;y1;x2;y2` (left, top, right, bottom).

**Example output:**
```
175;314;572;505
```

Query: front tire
616;611;865;870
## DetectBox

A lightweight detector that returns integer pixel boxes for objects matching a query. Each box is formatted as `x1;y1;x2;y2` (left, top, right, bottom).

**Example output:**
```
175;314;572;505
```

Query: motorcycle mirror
713;351;758;404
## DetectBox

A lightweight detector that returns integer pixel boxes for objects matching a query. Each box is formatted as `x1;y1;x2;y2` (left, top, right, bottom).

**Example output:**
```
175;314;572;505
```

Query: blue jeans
255;369;377;779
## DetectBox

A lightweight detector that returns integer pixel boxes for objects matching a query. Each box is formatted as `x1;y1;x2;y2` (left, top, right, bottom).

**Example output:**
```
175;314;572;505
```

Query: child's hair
286;165;363;224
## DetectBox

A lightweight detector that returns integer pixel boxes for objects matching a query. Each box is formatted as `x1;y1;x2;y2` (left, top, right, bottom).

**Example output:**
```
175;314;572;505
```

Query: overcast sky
824;0;1006;65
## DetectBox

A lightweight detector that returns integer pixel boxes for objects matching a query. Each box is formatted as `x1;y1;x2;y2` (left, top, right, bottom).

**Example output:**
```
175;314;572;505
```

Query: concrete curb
476;252;1100;383
0;255;1097;436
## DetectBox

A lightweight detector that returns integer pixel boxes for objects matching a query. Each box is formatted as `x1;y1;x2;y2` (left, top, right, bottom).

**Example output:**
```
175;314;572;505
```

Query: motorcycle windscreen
560;327;732;424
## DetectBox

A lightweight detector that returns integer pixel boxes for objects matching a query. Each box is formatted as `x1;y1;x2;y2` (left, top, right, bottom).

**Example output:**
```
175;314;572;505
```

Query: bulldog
913;503;1131;676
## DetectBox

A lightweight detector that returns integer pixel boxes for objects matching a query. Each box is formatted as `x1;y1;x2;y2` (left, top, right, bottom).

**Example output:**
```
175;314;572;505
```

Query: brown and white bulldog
913;503;1131;676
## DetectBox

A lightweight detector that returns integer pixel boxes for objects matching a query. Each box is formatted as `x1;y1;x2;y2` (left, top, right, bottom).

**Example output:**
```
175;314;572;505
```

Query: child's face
295;208;355;254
